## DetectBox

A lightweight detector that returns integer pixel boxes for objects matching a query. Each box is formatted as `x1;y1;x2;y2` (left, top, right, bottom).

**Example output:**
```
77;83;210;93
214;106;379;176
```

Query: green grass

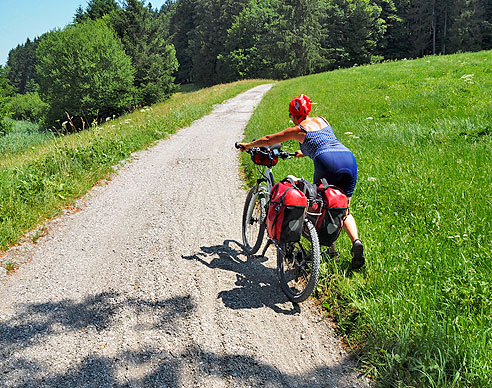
0;120;54;156
242;51;492;387
0;80;268;250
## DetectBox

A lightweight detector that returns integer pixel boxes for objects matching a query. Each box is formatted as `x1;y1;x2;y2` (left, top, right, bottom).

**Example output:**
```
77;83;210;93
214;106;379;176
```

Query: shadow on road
0;292;194;354
182;240;300;315
0;288;364;387
1;344;361;388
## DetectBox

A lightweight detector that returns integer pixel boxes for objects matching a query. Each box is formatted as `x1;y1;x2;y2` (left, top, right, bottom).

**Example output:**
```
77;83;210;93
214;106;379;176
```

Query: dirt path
0;85;369;387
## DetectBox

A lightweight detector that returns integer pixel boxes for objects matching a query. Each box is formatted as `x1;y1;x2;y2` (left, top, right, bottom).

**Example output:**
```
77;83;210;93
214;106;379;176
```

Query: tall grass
0;80;268;250
0;120;54;156
242;51;492;387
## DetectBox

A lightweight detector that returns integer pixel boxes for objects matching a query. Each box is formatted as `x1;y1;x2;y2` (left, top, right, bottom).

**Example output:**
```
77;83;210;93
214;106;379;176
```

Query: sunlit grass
242;51;492;387
0;120;54;156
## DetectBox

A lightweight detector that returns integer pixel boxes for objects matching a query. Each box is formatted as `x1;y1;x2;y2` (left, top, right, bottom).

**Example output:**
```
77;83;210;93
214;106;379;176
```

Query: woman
238;94;365;269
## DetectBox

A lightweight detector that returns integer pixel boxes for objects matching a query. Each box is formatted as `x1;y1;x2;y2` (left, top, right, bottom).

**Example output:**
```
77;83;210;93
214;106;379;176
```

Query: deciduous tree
36;19;135;129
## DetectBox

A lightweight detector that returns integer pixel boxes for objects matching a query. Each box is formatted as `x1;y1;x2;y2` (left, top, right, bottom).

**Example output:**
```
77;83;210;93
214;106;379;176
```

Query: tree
0;66;13;135
372;0;413;59
218;0;280;81
36;19;135;129
74;0;120;23
446;0;486;54
266;0;325;78
110;0;178;105
187;0;249;85
169;0;196;83
318;0;384;69
483;0;492;49
6;37;41;94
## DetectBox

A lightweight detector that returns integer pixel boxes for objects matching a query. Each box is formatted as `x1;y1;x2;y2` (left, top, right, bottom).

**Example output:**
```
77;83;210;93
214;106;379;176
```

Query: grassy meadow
242;51;492;387
0;80;268;251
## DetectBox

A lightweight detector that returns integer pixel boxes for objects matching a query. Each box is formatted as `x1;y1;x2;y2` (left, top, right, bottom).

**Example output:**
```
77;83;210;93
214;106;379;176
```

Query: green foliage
6;92;48;123
74;0;120;23
184;0;250;85
36;19;135;129
0;66;13;135
267;0;325;78
169;0;195;83
110;0;178;105
0;98;13;136
183;0;387;83
168;0;492;84
218;0;279;81
242;51;492;387
6;37;41;95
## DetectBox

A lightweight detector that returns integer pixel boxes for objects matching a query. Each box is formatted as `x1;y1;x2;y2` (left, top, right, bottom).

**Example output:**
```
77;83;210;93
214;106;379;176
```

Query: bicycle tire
242;186;267;255
277;220;320;303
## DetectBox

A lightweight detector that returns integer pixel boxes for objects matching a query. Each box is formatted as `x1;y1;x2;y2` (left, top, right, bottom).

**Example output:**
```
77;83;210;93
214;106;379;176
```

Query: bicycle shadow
182;240;300;315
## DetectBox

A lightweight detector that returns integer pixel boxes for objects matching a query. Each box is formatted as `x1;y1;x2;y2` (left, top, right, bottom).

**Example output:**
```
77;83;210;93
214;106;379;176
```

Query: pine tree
318;0;384;69
170;0;196;83
110;0;178;105
219;0;280;80
74;0;120;23
483;0;492;48
446;0;486;53
6;37;41;94
0;66;13;135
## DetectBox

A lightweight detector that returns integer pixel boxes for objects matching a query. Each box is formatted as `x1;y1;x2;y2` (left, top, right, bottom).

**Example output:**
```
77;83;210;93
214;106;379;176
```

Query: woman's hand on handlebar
294;150;305;158
236;142;248;151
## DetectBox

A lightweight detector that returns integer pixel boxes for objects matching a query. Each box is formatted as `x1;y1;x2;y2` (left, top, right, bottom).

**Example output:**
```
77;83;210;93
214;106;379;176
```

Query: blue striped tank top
299;117;349;159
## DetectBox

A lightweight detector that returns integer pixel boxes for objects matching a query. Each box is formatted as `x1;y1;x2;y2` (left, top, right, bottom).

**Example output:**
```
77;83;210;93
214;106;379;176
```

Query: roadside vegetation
0;80;268;251
241;50;492;387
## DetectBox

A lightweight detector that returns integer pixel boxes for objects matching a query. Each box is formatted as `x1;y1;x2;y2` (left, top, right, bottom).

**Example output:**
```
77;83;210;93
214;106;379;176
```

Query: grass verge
0;80;269;251
241;51;492;387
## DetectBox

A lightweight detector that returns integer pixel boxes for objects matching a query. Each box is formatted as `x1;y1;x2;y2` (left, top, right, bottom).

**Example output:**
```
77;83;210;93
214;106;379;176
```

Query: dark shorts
313;151;357;197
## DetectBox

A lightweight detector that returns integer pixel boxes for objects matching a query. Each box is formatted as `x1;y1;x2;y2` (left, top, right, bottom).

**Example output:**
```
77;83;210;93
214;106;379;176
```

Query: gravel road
0;84;369;388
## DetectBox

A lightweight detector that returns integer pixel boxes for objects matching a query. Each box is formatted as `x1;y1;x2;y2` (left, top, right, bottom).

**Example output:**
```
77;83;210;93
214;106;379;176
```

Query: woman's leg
343;199;359;242
344;198;365;269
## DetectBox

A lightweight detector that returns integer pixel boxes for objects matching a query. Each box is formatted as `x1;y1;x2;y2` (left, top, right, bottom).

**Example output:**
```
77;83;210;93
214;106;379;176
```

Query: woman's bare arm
238;126;305;150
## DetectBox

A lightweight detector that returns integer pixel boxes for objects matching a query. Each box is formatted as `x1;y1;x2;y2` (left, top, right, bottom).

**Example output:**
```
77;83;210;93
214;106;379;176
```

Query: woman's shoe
351;239;365;269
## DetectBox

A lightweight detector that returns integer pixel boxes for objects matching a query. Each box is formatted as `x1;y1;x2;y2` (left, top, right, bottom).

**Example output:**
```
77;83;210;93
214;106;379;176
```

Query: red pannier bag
315;179;349;246
266;179;308;243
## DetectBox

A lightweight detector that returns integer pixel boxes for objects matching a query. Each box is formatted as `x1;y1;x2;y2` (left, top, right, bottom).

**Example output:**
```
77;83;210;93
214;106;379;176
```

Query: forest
1;0;491;130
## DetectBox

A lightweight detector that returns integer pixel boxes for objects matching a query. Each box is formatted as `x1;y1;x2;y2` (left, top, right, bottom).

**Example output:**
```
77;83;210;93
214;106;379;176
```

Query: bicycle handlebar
234;142;296;160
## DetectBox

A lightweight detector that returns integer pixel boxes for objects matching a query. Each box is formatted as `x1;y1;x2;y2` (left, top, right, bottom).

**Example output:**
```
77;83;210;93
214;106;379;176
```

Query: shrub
7;92;48;123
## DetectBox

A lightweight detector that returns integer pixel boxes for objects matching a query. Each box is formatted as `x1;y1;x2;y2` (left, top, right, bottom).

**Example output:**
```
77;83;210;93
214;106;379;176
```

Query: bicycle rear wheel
277;220;320;303
242;186;267;255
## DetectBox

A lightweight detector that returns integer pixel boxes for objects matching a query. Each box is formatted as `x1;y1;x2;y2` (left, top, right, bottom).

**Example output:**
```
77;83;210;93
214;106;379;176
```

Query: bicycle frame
238;143;321;303
254;165;275;194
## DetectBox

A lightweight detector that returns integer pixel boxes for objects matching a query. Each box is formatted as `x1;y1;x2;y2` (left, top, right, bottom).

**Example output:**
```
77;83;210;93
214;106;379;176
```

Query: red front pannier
251;147;279;167
267;179;308;242
315;179;349;246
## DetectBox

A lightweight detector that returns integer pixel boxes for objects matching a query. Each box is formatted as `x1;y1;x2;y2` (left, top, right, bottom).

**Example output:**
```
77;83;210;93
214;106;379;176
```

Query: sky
0;0;169;66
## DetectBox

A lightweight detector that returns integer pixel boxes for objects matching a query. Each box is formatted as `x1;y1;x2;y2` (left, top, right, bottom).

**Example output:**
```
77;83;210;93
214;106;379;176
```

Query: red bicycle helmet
289;94;312;120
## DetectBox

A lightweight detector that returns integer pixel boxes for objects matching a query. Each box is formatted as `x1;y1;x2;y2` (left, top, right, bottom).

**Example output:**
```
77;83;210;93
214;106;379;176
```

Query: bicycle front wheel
242;186;267;255
277;220;320;303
